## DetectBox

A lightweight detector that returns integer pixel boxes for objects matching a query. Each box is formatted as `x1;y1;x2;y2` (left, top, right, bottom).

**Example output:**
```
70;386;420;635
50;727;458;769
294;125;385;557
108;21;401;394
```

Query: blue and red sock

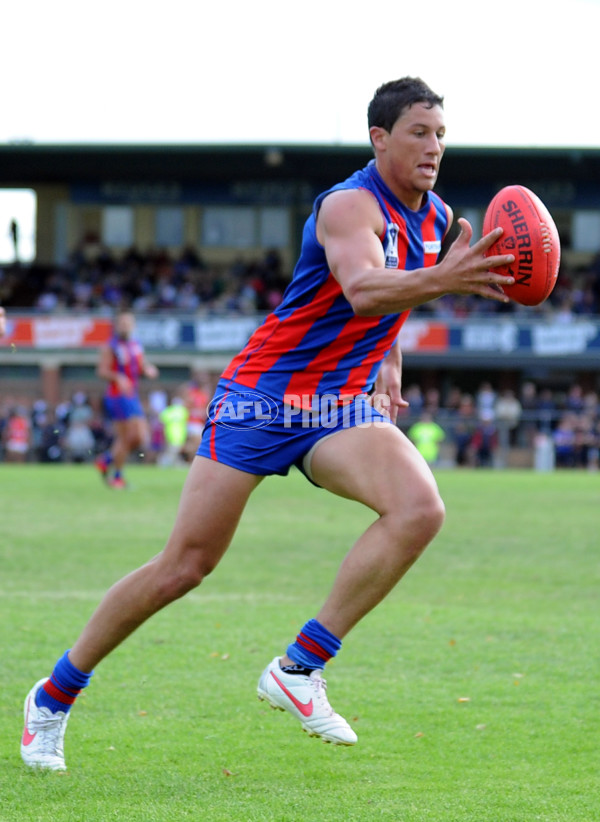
286;618;342;671
35;650;93;714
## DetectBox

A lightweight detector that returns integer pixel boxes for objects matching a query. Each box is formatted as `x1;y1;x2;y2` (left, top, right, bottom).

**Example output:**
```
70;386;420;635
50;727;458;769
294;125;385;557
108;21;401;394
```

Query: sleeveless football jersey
222;161;449;406
105;336;145;398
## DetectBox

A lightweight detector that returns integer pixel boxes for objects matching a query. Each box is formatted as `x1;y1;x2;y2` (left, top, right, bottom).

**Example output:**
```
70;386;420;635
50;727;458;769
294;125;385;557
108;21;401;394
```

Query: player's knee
416;488;445;537
155;562;204;603
429;492;446;536
390;487;445;554
154;544;222;603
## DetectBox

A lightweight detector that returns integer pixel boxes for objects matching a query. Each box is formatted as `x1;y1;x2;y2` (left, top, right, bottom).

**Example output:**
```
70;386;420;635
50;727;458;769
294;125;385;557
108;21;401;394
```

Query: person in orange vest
180;372;210;461
3;406;31;463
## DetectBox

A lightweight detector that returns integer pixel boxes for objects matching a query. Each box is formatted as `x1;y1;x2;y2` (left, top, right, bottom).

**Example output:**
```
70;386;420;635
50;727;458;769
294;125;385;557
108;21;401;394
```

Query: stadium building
1;143;600;467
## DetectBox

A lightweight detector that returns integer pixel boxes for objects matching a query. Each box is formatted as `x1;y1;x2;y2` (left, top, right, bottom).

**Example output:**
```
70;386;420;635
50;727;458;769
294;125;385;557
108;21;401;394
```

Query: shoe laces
308;670;334;715
30;708;68;754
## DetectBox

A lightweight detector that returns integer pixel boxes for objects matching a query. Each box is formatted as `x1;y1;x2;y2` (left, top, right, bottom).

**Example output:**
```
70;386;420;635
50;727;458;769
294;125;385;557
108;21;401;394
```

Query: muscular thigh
309;423;440;515
165;456;262;558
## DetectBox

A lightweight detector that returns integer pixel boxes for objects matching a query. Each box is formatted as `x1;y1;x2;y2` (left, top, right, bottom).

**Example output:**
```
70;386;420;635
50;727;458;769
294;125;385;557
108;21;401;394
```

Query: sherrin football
483;184;561;306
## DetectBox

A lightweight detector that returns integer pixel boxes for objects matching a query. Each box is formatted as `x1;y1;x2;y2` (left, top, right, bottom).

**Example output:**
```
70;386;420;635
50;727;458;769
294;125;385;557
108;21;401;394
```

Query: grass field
1;464;598;822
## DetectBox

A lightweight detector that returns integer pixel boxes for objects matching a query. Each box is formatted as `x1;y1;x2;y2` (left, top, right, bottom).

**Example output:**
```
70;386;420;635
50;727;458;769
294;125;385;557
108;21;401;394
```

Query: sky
1;0;599;263
2;0;600;148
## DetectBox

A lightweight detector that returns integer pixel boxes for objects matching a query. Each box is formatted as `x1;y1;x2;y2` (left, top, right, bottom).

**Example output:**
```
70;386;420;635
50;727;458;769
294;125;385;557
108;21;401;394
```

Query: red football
482;184;561;306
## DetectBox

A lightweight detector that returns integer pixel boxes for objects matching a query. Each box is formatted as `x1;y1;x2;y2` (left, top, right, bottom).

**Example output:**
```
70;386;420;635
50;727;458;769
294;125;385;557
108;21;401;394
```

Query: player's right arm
317;189;516;317
0;306;6;338
97;345;133;395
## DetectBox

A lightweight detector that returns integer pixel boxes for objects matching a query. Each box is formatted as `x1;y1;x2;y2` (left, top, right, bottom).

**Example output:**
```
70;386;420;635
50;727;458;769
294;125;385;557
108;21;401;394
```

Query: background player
94;310;159;488
22;77;516;769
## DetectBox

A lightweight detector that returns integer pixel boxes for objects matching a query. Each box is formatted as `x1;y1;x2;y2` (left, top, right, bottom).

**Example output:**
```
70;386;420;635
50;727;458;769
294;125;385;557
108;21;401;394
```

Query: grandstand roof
1;144;599;208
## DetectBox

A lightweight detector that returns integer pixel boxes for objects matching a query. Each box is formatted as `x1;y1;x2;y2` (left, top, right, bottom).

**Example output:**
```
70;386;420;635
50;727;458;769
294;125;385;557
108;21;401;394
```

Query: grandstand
1;143;600;468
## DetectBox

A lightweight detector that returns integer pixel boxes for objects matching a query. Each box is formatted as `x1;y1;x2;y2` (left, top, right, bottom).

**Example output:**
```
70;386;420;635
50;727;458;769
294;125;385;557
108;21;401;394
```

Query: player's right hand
438;218;515;302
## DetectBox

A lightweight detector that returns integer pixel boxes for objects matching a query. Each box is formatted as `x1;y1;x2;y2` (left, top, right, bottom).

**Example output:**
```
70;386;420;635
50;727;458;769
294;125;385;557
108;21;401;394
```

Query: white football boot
257;657;357;745
21;678;69;771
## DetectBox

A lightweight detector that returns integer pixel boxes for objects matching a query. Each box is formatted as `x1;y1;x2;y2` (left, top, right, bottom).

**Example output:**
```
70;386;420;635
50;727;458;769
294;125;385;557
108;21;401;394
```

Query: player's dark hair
368;77;444;135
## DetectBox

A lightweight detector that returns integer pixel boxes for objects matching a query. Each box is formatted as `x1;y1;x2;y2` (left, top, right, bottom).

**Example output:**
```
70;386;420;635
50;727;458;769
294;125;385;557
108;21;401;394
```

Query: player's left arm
371;340;409;424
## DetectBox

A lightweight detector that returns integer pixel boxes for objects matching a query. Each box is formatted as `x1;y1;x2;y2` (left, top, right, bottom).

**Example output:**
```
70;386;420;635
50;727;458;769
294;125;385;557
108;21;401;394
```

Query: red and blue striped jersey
105;336;145;397
222;161;450;406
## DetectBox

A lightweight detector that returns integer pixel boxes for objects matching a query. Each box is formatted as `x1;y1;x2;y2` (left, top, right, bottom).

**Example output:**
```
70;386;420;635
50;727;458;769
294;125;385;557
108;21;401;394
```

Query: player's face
373;103;446;209
115;313;135;340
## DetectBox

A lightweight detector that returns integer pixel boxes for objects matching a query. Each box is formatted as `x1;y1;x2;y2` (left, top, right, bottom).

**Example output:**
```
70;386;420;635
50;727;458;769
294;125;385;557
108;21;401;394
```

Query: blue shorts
197;378;393;481
103;394;145;422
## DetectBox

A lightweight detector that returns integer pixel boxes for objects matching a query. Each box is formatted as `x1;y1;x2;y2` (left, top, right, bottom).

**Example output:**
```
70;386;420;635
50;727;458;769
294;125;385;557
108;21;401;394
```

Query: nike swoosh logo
22;695;37;746
270;671;314;717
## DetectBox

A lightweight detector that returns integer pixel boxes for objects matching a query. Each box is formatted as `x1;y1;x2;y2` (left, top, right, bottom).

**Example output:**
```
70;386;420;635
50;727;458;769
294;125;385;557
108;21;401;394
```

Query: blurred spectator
565;384;585;414
62;393;95;462
495;389;523;447
3;376;600;472
1;229;599;322
147;412;166;465
553;414;577;468
536;389;557;435
451;394;477;467
5;245;288;317
476;381;497;421
407;412;445;465
38;409;65;463
403;384;424;417
573;414;598;469
64;419;95;463
471;410;498;468
3;406;31;462
159;396;189;467
180;372;211;460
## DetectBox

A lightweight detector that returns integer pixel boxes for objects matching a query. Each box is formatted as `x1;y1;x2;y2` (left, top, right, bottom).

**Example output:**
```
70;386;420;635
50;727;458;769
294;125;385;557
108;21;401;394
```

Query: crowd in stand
1;239;600;319
2;241;600;469
0;242;290;316
2;380;599;470
396;380;600;469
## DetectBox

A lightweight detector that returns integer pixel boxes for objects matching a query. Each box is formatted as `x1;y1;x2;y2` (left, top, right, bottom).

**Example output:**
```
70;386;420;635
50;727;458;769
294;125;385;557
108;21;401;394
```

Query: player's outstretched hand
439;218;515;302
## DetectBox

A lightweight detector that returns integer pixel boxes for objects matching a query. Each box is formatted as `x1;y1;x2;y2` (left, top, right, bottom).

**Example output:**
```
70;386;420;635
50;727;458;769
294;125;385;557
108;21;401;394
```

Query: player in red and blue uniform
199;160;451;479
94;311;159;488
22;78;516;768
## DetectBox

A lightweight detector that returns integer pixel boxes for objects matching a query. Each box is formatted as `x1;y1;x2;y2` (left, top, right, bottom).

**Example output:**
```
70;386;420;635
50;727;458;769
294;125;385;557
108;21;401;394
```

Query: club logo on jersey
384;223;399;268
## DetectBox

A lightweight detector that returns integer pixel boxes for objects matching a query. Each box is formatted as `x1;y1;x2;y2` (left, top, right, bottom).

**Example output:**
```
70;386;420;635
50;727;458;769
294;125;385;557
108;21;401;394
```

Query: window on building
0;188;36;263
101;206;134;248
202;206;256;248
259;207;289;248
202;205;290;249
155;206;184;247
572;211;600;254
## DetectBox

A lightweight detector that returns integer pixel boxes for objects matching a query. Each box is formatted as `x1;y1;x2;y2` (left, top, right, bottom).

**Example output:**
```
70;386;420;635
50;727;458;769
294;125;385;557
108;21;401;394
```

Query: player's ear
369;126;388;151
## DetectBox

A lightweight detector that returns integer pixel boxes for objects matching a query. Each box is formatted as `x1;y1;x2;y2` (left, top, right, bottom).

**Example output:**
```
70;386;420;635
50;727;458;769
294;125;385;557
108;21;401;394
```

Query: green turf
1;464;598;821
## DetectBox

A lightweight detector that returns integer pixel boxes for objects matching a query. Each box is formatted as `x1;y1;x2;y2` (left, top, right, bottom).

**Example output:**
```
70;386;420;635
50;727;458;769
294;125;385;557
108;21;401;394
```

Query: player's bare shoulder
316;188;385;245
